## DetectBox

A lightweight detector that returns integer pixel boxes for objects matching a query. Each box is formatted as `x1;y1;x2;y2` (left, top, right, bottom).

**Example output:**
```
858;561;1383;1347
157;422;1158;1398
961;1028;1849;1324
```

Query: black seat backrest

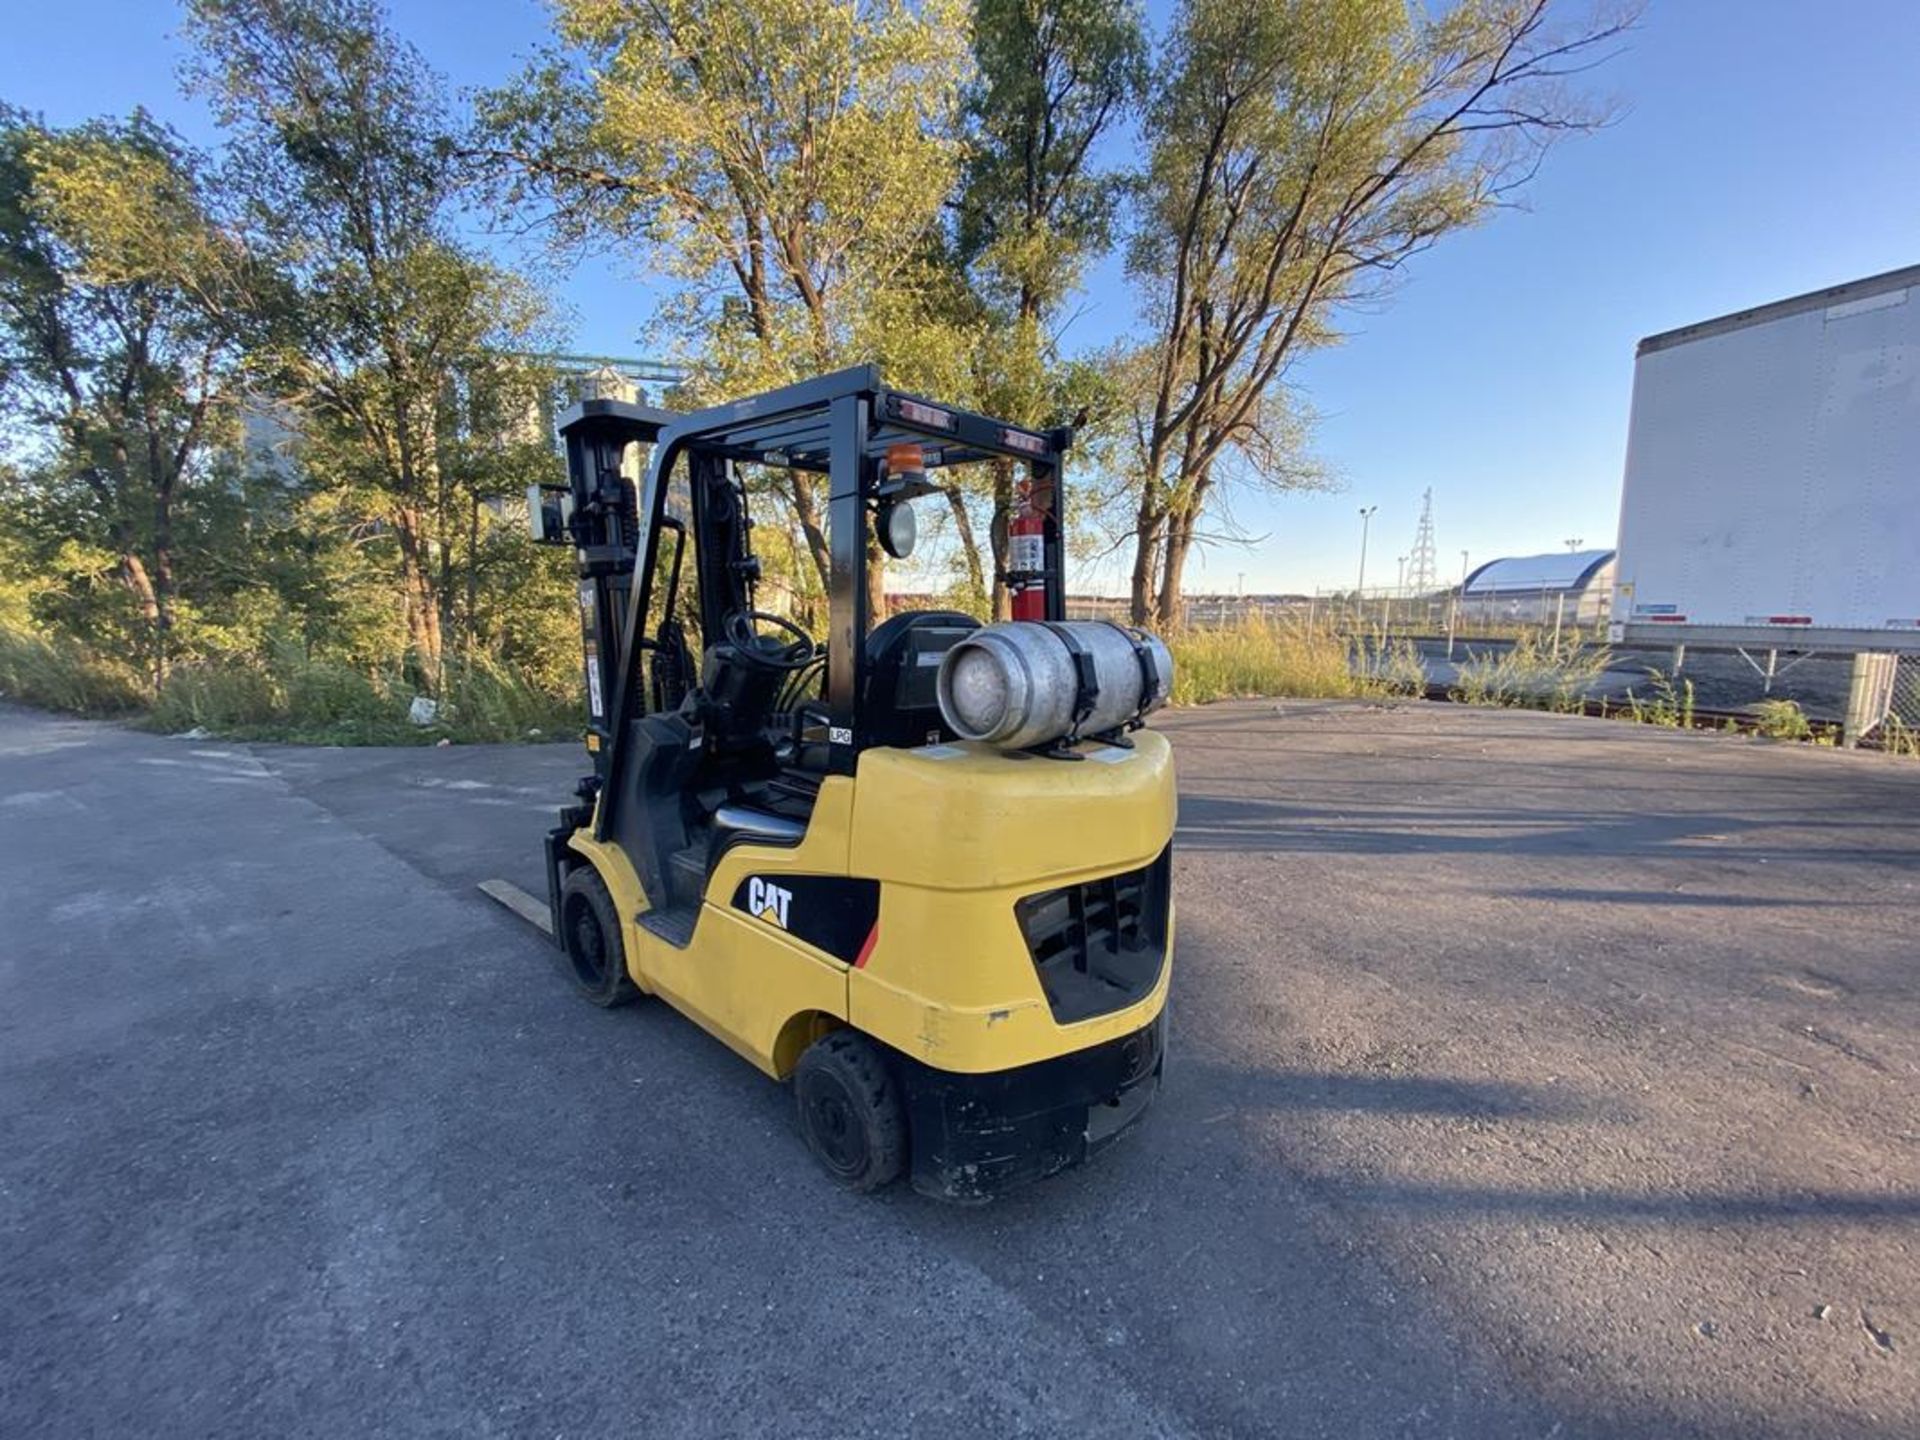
862;609;980;749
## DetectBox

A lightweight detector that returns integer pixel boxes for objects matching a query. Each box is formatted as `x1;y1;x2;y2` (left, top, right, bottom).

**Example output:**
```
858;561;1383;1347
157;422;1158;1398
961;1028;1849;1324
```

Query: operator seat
861;610;980;749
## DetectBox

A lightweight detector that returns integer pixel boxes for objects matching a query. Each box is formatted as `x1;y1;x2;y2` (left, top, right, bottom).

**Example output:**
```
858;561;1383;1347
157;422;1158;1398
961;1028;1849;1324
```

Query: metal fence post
1843;652;1898;748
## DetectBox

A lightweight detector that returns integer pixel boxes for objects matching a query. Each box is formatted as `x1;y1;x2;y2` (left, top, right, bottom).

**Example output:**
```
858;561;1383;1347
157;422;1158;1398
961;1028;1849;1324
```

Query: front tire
793;1032;906;1192
556;864;638;1008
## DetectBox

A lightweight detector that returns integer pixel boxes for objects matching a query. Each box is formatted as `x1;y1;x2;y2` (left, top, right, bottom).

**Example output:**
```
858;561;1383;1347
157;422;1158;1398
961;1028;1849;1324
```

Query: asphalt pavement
2;700;1916;1438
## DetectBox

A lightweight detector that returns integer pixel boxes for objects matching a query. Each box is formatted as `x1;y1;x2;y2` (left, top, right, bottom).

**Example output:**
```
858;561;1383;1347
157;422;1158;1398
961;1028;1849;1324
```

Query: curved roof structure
1463;549;1615;595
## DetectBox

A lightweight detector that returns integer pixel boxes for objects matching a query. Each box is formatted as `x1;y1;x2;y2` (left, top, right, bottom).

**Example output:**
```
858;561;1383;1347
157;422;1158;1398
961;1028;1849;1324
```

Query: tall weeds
0;626;145;715
141;648;582;744
1449;633;1611;712
1623;669;1694;729
1167;616;1370;704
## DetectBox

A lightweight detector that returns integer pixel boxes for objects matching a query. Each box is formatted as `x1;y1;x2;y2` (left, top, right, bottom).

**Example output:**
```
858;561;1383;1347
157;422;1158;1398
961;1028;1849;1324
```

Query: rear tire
557;864;638;1008
793;1031;906;1192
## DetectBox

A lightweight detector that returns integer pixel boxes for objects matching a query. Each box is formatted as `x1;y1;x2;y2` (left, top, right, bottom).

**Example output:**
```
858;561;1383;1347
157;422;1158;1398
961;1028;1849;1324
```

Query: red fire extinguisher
1008;480;1047;621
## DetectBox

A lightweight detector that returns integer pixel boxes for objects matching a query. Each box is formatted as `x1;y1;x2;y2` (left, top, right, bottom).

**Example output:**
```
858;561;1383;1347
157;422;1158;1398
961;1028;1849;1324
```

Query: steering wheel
724;609;817;671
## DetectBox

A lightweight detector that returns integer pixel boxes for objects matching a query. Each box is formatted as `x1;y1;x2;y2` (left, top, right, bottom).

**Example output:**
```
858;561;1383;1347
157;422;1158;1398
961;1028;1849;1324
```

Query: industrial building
1460;549;1617;624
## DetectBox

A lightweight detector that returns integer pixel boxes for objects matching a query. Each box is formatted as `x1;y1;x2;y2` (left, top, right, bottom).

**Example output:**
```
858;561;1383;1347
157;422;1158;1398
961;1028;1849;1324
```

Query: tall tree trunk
437;536;456;673
117;546;164;692
1155;460;1215;630
1128;483;1163;626
1156;507;1196;630
464;496;481;658
785;468;832;594
866;534;887;627
149;479;177;686
394;508;443;691
941;484;986;609
987;458;1014;620
427;439;458;673
108;426;168;689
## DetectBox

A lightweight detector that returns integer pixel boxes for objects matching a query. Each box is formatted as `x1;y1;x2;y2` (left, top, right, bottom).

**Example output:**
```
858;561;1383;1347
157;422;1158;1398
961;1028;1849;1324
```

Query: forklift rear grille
1015;846;1171;1024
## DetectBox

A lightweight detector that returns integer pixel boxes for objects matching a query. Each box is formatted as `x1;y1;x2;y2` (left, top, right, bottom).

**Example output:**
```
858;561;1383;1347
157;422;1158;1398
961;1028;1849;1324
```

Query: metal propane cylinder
935;620;1174;750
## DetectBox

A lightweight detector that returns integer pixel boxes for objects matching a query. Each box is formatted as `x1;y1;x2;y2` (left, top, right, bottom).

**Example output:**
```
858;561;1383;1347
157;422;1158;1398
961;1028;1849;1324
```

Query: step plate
637;902;700;949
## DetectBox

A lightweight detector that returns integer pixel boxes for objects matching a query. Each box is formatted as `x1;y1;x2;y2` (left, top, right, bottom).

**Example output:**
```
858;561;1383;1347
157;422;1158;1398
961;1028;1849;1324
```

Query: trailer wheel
557;865;638;1008
793;1032;905;1192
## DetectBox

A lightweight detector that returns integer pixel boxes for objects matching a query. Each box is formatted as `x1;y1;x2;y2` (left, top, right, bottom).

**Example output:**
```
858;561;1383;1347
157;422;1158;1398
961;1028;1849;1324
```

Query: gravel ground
2;700;1915;1438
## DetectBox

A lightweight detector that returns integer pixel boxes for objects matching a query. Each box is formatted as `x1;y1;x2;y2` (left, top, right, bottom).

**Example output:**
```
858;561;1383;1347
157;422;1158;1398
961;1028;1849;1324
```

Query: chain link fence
1067;588;1610;646
1881;653;1920;754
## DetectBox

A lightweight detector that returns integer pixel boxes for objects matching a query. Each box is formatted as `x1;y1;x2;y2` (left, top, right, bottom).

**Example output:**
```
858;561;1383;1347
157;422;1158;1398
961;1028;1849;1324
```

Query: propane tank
1006;480;1048;621
936;620;1174;750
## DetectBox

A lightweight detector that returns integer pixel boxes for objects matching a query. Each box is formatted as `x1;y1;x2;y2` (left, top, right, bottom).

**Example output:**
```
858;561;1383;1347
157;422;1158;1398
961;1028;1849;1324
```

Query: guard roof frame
597;366;1073;835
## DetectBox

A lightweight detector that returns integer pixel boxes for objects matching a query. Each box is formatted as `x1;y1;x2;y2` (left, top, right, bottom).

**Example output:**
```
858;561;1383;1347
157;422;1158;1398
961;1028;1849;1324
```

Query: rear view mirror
527;483;571;544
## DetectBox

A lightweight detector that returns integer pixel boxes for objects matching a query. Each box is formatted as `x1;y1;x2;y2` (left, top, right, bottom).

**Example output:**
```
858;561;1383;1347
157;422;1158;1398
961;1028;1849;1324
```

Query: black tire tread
794;1030;906;1192
557;864;640;1008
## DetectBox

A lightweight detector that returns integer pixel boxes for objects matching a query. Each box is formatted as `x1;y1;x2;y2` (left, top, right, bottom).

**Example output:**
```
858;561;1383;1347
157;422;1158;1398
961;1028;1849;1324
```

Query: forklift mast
530;397;676;780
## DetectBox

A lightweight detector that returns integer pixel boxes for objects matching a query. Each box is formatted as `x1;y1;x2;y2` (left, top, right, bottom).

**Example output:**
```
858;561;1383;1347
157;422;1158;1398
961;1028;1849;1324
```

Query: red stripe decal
853;923;879;970
1767;615;1812;625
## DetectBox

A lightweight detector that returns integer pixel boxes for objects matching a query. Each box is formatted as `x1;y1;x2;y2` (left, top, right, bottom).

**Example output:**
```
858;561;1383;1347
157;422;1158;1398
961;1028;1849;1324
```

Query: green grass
440;658;585;743
0;625;145;715
1750;697;1812;741
1165;619;1605;711
1167;616;1377;704
1622;668;1694;729
148;660;284;733
139;648;586;745
1449;632;1612;713
1357;630;1429;698
17;608;1905;761
0;619;683;746
0;624;569;745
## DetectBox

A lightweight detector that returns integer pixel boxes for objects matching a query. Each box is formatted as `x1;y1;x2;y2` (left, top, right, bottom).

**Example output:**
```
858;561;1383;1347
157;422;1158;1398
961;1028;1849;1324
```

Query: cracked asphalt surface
2;699;1916;1437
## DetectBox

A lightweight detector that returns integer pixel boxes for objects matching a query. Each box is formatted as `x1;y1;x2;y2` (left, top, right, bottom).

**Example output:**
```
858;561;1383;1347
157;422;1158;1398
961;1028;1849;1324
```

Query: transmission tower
1406;488;1438;593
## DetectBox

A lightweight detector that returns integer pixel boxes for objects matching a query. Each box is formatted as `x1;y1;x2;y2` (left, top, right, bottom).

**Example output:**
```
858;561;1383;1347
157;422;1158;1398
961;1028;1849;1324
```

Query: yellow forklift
528;366;1175;1199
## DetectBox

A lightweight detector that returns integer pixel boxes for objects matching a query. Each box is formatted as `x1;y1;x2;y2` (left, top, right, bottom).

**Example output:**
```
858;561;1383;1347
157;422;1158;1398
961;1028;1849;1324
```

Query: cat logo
746;876;792;930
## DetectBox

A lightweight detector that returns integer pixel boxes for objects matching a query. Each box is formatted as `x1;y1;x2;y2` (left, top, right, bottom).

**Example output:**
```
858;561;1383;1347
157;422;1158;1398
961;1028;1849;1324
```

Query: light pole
1449;548;1469;658
1564;537;1584;552
1356;505;1377;600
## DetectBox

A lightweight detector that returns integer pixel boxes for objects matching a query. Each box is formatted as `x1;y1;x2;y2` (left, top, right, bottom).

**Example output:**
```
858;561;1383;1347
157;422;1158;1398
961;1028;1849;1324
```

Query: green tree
953;0;1146;615
0;108;249;683
1123;0;1630;626
184;0;557;690
474;0;972;597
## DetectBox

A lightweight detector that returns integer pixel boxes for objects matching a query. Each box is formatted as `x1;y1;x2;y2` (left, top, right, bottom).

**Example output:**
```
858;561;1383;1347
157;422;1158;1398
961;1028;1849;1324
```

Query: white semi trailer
1612;264;1920;652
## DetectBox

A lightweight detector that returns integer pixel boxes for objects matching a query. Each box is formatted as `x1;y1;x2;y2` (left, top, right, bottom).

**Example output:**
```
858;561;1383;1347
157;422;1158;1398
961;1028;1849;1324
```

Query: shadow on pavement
1187;1062;1607;1122
1296;1177;1920;1227
1173;793;1920;866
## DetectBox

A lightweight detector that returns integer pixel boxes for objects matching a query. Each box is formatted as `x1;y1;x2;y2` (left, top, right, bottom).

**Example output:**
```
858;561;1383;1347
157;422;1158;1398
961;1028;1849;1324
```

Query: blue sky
6;1;1919;594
